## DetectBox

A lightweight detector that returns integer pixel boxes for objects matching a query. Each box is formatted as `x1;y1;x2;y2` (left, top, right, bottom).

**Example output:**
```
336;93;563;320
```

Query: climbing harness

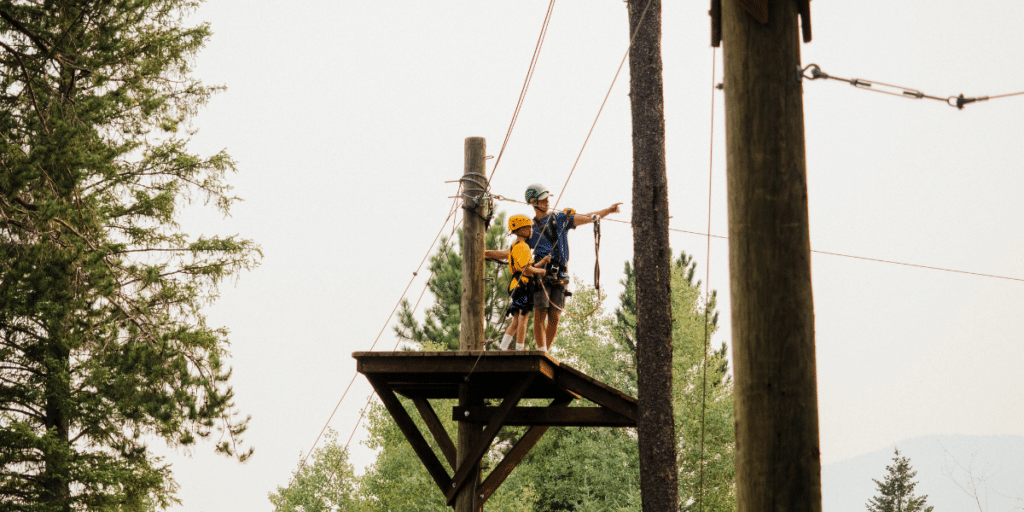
534;211;604;320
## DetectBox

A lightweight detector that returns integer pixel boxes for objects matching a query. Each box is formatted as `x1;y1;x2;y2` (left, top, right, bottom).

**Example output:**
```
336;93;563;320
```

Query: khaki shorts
534;280;565;310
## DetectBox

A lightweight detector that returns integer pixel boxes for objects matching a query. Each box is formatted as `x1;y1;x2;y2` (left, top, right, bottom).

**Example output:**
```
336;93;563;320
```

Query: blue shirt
529;210;576;277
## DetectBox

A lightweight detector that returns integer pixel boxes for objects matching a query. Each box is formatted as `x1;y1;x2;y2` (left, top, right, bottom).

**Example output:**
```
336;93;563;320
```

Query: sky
154;1;1024;510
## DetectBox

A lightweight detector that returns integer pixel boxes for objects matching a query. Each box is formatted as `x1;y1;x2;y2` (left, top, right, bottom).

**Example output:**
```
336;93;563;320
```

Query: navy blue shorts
507;285;533;316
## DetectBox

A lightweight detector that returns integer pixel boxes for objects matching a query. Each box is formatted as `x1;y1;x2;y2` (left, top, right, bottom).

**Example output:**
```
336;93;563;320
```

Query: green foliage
548;252;735;512
273;251;733;511
268;429;358;512
0;0;259;509
356;398;455;512
356;396;538;512
393;212;512;350
866;449;934;512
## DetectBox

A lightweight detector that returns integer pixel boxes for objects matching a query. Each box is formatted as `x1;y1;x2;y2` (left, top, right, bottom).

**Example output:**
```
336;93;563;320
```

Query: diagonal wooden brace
446;374;535;506
365;375;452;495
552;369;637;424
412;396;457;469
476;395;575;506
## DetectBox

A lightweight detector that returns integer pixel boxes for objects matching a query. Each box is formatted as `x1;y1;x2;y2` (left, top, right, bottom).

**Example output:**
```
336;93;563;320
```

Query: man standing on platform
524;183;621;352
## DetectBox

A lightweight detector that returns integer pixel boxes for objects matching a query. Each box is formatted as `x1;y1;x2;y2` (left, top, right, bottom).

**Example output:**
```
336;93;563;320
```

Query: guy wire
489;0;558;184
552;0;655;207
345;259;441;453
698;45;718;512
281;184;465;499
495;205;1024;285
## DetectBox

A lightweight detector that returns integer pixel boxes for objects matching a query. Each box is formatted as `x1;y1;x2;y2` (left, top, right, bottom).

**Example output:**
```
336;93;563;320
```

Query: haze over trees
271;225;736;511
0;0;259;509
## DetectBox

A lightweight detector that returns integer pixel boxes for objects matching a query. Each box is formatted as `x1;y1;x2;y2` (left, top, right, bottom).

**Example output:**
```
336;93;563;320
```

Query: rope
488;0;558;184
279;187;465;502
552;0;656;209
343;261;441;454
697;46;718;512
801;63;1024;110
491;195;1024;284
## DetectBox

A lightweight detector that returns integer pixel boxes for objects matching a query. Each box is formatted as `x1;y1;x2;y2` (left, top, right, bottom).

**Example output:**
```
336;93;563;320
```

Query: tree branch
0;8;53;54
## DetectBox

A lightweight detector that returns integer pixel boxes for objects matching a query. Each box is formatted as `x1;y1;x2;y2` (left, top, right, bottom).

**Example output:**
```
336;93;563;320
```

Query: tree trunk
627;1;678;510
42;332;72;512
721;1;822;511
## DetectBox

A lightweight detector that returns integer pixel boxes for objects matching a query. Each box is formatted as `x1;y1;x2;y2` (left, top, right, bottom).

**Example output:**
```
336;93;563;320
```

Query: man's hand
574;203;622;226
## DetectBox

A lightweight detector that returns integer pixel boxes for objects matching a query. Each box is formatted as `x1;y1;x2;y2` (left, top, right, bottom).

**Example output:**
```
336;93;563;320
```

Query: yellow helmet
508;214;532;233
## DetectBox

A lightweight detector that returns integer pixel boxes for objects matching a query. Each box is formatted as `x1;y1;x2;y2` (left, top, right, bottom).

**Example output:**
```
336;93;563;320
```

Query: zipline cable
492;196;1024;284
552;0;655;208
488;0;557;184
697;45;719;512
528;0;656;319
344;256;443;453
801;63;1024;110
280;186;465;499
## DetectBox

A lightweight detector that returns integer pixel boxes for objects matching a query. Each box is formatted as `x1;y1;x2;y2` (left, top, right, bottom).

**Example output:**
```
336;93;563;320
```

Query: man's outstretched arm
574;202;622;226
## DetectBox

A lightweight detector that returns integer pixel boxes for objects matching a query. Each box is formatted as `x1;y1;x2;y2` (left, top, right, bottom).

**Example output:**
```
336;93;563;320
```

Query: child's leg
505;316;517;336
500;314;518;350
515;312;528;350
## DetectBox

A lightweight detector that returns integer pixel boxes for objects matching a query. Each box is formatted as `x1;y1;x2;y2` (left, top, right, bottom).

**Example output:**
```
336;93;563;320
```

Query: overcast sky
158;1;1024;510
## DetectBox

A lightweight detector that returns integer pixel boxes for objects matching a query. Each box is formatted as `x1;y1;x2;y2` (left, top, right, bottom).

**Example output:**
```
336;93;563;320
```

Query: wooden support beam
413;396;457;469
477;396;574;505
452;405;633;427
447;375;534;506
552;366;637;423
365;375;452;495
353;352;639;509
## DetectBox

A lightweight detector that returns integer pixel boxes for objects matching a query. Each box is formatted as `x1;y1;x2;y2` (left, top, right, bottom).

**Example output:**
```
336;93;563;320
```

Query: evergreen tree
546;252;735;512
393;212;511;350
866;449;934;512
268;429;360;512
290;251;733;511
0;1;258;509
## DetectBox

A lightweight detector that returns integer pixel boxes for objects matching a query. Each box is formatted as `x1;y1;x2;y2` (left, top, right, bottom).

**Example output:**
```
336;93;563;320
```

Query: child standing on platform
496;214;549;351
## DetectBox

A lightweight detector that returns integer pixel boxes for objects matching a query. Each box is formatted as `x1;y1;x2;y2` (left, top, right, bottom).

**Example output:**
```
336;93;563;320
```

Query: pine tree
866;449;934;512
1;1;259;509
393;212;511;350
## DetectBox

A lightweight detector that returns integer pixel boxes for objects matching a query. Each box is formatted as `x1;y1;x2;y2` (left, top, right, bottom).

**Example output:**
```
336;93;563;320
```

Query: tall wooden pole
627;1;679;510
457;136;487;512
720;2;822;512
460;136;487;352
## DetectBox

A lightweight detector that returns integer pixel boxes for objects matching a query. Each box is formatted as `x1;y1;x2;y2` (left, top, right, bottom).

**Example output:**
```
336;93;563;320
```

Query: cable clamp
801;63;827;81
948;94;989;110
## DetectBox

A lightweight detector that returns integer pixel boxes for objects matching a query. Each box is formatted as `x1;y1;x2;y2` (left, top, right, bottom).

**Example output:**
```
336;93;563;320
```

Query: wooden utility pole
457;136;487;512
626;1;678;510
720;1;822;511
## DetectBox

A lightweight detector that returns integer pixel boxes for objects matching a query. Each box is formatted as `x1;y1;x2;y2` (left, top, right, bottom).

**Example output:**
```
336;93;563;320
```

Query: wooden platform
353;350;638;508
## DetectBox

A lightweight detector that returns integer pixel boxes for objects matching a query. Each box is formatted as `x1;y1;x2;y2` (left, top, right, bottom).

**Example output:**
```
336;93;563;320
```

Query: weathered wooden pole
626;0;679;510
457;136;487;512
720;1;822;511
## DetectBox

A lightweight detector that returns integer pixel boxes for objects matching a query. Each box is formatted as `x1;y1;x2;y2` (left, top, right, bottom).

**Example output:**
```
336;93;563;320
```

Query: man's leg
545;310;561;349
543;284;565;349
533;309;547;351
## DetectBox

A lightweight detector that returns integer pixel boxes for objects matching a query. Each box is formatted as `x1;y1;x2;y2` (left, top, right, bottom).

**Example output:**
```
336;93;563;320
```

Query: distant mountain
822;435;1024;512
